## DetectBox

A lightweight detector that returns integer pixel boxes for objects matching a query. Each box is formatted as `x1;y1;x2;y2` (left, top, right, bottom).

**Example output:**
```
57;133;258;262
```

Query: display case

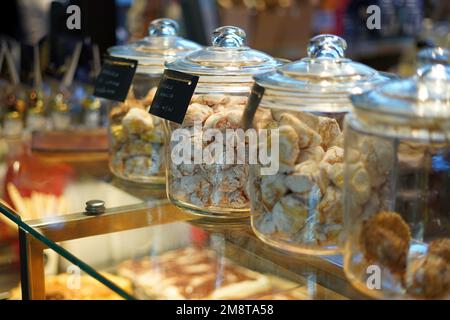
0;138;364;300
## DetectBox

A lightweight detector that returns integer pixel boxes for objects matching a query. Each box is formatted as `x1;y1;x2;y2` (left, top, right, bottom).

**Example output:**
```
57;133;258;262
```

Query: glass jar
164;26;281;218
244;35;390;254
343;64;450;299
107;19;201;184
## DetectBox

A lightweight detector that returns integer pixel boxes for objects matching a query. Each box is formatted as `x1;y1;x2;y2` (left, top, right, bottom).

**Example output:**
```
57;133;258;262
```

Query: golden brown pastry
359;211;411;274
428;238;450;263
406;238;450;299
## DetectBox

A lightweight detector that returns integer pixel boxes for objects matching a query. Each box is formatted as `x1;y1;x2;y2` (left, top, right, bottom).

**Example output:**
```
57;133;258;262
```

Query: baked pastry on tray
117;247;307;300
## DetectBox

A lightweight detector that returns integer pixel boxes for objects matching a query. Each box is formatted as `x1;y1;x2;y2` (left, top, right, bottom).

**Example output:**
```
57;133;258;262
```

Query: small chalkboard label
241;83;265;130
93;56;138;102
149;69;199;124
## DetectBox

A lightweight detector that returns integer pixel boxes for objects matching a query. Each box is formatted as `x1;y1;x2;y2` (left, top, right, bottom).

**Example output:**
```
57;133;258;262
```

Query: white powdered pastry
169;94;273;210
116;247;274;300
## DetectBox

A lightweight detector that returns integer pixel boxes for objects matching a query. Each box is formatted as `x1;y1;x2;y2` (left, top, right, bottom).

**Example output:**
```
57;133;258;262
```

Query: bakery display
117;247;309;300
1;3;447;304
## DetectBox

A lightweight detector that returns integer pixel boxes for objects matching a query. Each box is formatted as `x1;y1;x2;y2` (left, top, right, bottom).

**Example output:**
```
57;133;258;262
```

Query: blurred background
0;0;448;299
0;0;449;85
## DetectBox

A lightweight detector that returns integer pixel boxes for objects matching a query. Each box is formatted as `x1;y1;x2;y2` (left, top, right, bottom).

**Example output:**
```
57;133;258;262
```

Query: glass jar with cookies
107;18;201;184
343;64;450;299
164;26;281;218
243;35;390;254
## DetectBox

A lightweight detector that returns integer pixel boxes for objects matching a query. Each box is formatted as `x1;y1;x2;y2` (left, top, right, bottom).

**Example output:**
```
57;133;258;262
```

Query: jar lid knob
417;47;450;68
417;64;450;101
148;18;179;37
307;34;347;59
212;26;246;48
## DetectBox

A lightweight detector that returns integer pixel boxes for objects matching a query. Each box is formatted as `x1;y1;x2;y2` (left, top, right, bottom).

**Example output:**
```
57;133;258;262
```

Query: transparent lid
166;26;281;78
351;64;450;129
417;47;449;68
254;35;390;112
108;18;201;74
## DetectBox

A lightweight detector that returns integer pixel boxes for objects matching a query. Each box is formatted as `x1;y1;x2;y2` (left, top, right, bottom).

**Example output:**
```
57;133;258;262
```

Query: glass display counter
0;137;364;300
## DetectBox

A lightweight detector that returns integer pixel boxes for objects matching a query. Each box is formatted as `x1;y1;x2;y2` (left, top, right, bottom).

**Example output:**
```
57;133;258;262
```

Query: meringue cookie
272;194;309;235
277;125;301;166
183;103;213;127
317;116;341;149
277;113;322;149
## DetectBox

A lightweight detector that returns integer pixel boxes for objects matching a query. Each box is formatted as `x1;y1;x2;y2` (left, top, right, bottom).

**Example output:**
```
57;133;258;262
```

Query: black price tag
93;56;138;102
149;69;199;124
241;83;265;130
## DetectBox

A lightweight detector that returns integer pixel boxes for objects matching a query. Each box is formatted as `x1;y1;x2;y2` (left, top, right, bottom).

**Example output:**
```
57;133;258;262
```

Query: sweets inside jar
249;108;346;253
343;63;450;298
109;87;165;183
167;93;255;215
343;136;450;299
350;208;450;299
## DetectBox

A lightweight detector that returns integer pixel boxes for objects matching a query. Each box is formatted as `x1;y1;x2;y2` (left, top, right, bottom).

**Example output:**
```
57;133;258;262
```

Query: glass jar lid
108;18;201;74
351;64;450;129
166;26;281;77
417;47;449;68
254;34;390;112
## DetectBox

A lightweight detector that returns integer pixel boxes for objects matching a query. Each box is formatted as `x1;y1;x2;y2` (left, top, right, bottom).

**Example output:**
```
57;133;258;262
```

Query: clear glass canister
107;18;201;184
164;26;281;218
245;35;390;255
344;64;450;299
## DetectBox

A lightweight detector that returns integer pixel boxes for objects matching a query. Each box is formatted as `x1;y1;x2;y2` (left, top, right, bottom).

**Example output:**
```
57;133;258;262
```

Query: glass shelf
0;136;365;300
